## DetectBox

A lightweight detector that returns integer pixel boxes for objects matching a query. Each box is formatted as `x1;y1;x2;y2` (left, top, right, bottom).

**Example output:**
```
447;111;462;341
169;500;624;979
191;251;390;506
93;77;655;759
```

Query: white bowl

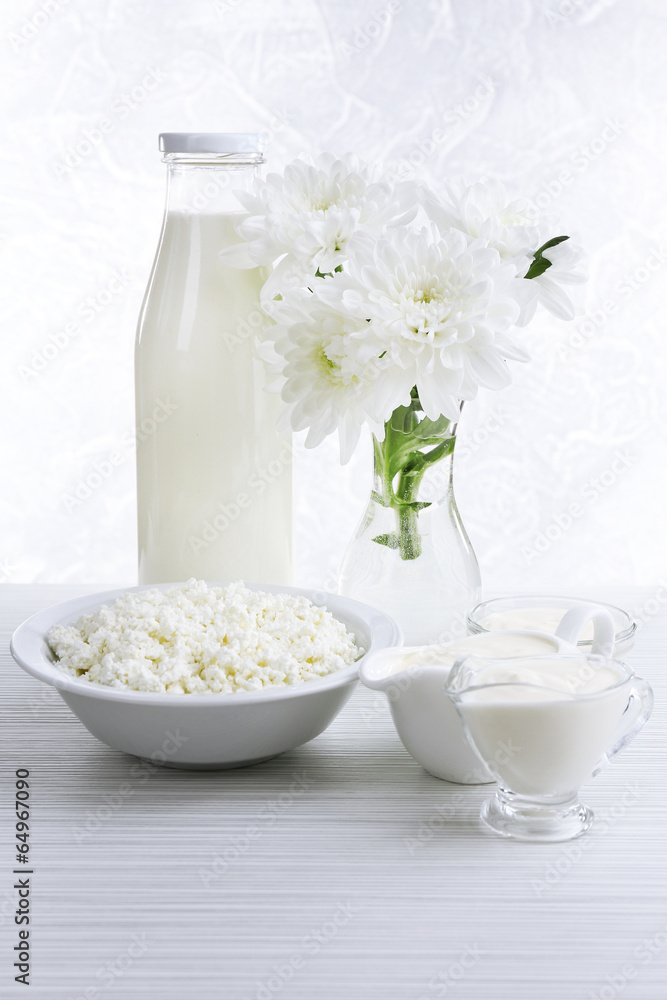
10;583;402;770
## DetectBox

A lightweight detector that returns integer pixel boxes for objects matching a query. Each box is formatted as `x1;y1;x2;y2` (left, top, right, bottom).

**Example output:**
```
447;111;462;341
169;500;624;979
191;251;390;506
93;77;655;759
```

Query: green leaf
524;235;569;280
534;234;570;255
372;533;400;549
400;500;432;512
387;444;422;482
384;426;455;484
400;437;456;478
389;404;418;435
411;436;455;449
376;390;457;499
524;258;552;280
412;414;451;440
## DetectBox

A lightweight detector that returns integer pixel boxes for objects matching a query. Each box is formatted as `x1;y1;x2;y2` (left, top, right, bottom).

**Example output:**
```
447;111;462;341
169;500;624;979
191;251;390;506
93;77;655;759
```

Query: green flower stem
395;466;427;560
372;394;456;561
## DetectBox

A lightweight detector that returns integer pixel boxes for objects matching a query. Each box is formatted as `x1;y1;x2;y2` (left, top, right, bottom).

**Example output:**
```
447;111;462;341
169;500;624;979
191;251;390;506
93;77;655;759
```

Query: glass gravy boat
445;653;653;842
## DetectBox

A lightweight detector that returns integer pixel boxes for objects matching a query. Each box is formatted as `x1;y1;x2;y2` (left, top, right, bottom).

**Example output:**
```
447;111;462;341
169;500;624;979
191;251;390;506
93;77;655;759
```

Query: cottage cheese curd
47;580;362;695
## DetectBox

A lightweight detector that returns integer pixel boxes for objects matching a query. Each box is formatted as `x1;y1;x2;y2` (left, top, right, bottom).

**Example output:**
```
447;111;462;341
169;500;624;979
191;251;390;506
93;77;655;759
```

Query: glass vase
338;401;481;645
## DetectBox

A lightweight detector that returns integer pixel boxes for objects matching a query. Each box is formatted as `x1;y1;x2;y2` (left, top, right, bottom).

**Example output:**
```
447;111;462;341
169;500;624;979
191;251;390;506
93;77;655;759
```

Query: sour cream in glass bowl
467;595;636;657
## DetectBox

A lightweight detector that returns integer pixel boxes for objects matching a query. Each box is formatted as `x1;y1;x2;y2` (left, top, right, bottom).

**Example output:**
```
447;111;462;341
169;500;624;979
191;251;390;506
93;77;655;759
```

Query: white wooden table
1;585;666;999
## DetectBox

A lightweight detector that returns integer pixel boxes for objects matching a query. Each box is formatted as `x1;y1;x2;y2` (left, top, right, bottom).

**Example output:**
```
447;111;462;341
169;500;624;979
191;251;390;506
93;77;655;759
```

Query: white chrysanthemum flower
422;177;586;322
423;177;540;262
316;225;529;423
221;152;417;301
266;287;404;463
221;156;587;466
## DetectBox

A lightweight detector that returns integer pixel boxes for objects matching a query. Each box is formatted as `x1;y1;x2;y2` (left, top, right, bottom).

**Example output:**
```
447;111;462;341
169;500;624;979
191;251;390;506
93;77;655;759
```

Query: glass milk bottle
135;133;293;584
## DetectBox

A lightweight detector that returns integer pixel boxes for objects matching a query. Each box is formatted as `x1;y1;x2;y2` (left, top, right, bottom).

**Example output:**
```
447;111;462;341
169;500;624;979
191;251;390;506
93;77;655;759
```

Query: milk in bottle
135;133;292;584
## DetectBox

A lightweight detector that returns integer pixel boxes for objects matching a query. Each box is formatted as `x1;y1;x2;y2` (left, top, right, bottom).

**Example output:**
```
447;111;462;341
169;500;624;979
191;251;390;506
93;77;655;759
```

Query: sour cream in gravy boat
359;602;616;784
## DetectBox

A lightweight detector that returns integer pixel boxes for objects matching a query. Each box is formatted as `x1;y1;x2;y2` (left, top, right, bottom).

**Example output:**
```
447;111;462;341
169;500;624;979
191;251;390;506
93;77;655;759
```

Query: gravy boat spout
361;646;452;692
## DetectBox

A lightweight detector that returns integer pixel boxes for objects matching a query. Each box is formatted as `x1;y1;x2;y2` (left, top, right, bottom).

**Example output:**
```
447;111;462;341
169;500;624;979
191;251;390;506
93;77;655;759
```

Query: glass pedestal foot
480;788;594;842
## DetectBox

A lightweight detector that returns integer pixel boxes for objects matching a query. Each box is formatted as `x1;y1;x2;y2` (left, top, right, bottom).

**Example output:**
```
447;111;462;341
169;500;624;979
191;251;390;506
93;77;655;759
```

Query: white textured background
2;0;666;592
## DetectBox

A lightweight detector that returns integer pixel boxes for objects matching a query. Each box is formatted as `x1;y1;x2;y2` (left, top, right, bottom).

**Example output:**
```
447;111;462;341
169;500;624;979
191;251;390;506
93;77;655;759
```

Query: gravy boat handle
554;603;615;655
592;676;654;776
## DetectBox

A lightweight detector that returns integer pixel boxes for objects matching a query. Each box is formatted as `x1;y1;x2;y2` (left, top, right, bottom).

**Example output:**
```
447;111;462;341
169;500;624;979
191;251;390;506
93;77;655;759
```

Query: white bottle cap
158;133;264;154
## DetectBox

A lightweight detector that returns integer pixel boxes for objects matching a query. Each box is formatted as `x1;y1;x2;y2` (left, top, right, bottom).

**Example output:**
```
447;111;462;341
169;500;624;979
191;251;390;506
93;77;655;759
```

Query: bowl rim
10;582;403;707
466;594;637;644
